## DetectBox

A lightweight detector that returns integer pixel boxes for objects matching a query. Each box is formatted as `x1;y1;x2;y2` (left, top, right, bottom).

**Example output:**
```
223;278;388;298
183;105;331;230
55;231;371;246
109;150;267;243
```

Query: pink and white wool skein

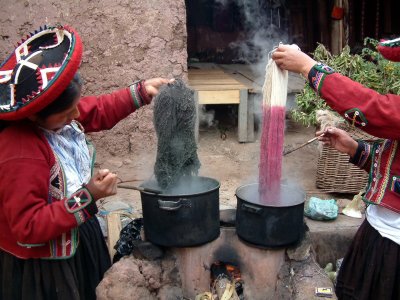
258;58;288;204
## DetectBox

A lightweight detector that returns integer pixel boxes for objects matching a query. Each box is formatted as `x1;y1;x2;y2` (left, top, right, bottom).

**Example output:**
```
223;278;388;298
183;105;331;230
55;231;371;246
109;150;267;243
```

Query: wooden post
106;213;122;260
331;0;344;55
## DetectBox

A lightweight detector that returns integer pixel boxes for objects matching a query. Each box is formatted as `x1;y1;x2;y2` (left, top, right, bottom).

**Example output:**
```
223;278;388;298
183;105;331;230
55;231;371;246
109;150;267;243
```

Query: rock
96;255;182;300
287;231;312;261
275;255;337;300
132;240;165;260
324;262;333;272
96;257;155;299
157;285;183;300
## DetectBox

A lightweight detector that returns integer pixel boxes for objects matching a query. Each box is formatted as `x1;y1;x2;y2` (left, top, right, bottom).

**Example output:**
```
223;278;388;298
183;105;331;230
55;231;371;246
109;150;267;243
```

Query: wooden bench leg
247;94;255;142
238;89;248;142
194;91;199;143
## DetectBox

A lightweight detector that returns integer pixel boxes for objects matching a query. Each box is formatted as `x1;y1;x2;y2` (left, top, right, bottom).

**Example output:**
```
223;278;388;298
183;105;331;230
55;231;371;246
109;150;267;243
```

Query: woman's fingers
96;169;110;181
101;172;118;195
144;77;173;97
87;169;118;199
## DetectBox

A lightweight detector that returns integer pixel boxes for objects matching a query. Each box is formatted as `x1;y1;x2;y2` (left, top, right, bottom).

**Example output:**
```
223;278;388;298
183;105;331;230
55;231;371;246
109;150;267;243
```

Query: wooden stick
283;136;319;156
116;177;143;184
117;184;162;194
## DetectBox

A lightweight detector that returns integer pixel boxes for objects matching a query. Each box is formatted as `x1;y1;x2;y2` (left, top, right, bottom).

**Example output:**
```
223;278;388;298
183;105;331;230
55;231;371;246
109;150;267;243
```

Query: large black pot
235;183;305;248
140;176;220;247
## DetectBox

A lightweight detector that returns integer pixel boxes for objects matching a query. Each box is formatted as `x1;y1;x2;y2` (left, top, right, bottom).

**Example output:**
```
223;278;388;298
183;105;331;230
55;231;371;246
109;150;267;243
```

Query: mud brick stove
135;176;306;299
174;223;286;299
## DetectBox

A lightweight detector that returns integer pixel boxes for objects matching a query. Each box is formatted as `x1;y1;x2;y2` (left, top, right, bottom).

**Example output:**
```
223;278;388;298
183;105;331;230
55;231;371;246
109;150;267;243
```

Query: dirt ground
96;111;320;215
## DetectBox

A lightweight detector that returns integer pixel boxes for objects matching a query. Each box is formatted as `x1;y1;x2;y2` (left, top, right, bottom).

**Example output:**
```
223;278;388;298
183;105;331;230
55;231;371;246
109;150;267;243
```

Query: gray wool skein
153;79;201;189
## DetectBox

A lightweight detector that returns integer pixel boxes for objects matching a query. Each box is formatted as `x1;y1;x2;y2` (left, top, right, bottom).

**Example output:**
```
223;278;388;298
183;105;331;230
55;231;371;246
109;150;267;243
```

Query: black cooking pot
235;183;305;248
140;176;220;247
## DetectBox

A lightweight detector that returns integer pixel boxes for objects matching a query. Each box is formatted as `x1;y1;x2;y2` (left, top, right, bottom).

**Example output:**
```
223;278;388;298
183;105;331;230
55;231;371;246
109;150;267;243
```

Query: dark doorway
186;0;290;64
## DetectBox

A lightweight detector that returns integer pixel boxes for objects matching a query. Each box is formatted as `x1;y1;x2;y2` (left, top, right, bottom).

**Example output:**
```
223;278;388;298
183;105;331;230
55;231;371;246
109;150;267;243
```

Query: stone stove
174;225;285;300
97;209;337;300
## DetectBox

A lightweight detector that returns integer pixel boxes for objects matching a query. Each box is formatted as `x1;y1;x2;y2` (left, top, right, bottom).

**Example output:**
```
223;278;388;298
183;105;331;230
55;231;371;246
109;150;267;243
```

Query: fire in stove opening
210;261;244;300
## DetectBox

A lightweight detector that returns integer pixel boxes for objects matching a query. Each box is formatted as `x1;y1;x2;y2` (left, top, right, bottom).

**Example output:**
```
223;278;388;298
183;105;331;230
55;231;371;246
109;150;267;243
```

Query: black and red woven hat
377;37;400;62
0;25;83;120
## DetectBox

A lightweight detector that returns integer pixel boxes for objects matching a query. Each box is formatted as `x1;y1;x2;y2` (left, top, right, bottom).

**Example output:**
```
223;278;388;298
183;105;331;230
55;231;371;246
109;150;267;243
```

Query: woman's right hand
316;127;359;158
144;77;174;98
85;169;118;201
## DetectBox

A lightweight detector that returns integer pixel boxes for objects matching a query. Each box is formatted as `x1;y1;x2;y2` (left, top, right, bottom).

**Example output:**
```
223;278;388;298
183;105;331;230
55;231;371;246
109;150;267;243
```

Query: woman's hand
143;77;174;98
316;127;359;158
271;44;317;77
85;169;118;201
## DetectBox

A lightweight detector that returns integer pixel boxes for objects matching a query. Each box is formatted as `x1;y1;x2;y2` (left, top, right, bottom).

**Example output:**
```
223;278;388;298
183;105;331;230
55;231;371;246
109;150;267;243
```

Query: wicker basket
316;124;377;194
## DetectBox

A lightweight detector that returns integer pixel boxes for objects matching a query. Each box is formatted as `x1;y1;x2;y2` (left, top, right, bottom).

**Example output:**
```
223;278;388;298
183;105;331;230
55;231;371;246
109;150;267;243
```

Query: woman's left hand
143;78;174;97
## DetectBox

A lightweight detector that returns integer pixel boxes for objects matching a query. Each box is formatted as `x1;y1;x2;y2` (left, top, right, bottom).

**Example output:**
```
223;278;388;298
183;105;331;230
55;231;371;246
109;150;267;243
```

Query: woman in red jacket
272;40;400;300
0;25;170;299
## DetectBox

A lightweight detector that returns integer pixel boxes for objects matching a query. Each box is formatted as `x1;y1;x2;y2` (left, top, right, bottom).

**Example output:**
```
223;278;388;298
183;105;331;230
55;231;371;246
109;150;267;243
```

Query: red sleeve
319;73;400;139
76;88;136;132
0;127;96;245
1;158;79;244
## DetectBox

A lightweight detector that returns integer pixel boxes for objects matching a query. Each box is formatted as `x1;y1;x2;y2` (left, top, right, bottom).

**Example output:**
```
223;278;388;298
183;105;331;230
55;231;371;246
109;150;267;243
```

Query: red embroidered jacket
309;64;400;213
0;84;149;259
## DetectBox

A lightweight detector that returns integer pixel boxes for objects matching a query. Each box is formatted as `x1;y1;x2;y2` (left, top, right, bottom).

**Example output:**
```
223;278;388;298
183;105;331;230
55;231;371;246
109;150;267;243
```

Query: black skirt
0;217;111;300
335;219;400;300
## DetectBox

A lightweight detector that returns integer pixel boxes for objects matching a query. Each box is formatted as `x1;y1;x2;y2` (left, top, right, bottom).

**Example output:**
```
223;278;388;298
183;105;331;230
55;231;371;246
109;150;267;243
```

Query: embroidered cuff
349;141;371;168
138;80;152;104
308;63;335;94
65;188;97;225
129;80;152;109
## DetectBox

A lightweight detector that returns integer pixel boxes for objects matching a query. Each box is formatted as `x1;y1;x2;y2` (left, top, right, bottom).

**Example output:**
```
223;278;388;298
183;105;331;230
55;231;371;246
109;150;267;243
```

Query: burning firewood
213;276;240;300
195;292;215;300
211;262;243;300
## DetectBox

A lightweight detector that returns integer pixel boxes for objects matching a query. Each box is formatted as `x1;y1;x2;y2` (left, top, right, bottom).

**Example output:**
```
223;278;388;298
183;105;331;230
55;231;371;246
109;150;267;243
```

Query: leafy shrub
291;38;400;126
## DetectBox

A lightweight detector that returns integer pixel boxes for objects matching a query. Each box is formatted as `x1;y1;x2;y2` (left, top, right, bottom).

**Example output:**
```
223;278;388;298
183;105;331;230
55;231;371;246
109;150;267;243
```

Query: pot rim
140;176;220;197
235;182;305;207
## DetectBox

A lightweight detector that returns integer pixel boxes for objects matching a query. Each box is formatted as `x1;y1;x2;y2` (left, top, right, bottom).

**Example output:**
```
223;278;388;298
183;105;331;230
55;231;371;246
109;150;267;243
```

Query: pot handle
158;198;191;211
241;203;263;214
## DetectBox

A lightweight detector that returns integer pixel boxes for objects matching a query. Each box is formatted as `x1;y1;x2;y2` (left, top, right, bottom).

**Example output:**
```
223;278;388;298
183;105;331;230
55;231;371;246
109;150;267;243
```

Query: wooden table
188;68;254;142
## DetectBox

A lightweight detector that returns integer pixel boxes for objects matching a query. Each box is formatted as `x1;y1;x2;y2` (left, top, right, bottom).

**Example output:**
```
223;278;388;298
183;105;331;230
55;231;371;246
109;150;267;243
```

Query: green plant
291;38;400;126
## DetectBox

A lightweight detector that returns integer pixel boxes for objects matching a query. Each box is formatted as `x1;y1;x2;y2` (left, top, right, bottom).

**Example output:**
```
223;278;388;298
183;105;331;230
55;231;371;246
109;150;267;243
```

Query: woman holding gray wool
0;24;171;299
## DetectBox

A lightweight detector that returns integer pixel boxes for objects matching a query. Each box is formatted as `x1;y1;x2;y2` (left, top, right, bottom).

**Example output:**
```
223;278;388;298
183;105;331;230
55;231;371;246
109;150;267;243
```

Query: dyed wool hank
259;59;288;204
153;79;201;190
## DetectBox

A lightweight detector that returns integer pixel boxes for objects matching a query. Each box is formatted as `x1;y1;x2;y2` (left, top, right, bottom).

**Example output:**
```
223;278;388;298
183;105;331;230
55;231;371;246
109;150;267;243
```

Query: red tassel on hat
377;38;400;62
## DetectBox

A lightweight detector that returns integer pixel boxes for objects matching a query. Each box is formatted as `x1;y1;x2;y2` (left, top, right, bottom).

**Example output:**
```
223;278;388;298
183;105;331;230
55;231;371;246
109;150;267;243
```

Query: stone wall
0;0;187;157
